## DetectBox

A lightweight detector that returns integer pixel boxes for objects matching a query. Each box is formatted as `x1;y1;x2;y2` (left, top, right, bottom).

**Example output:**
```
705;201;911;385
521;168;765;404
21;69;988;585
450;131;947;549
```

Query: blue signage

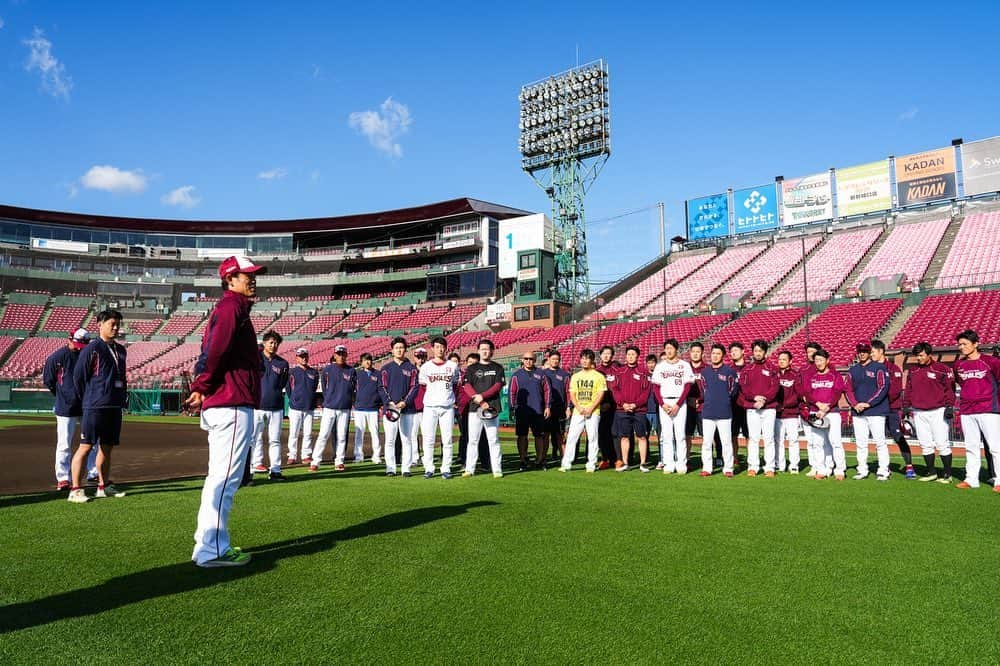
686;192;729;240
732;183;779;234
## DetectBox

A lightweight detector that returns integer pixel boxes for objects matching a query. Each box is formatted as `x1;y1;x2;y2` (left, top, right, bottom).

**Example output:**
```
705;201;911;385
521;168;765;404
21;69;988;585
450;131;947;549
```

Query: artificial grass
1;433;999;664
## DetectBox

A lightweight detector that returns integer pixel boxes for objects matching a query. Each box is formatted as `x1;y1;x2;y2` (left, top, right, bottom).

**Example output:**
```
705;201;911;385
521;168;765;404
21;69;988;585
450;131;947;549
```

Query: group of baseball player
43;254;1000;568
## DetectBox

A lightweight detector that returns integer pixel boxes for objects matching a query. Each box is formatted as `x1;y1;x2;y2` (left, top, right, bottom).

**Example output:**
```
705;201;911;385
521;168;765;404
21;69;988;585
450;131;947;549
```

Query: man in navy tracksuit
700;343;740;476
846;342;891;481
44;328;97;491
353;352;383;464
378;337;420;476
68;310;128;503
251;330;289;481
542;350;572;461
509;353;551;470
286;349;320;464
313;345;357;470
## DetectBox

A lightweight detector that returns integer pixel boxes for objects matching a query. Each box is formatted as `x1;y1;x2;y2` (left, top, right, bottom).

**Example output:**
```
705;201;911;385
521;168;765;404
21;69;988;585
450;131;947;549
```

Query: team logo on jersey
927;372;937;379
272;366;282;374
780;379;794;387
865;370;876;378
813;379;835;389
958;369;988;380
633;374;642;380
342;372;353;381
762;369;771;376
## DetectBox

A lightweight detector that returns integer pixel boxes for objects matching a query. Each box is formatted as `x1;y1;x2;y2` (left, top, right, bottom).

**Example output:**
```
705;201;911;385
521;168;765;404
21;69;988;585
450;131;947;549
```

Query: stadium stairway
755;235;826;303
879;302;920;348
837;225;890;294
920;216;962;288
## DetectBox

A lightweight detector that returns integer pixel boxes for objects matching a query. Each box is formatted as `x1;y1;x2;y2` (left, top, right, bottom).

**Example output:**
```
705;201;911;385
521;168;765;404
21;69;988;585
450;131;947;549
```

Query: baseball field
2;415;999;664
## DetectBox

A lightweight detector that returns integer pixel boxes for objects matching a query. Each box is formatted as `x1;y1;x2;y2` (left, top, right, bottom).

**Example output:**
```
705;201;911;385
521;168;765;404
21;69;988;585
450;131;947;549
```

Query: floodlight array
518;60;610;172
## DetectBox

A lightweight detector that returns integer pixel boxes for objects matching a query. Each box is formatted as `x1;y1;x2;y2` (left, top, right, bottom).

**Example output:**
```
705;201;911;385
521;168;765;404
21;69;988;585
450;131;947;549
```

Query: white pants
383;412;416;473
702;418;733;474
192;406;253;565
913;408;952;456
853;414;888;476
466;409;501;474
746;408;776;473
314;407;351;466
353;410;381;463
658;403;687;473
287;409;314;460
960;413;1000;488
252;408;284;472
774;417;802;471
54;415;97;482
563;411;601;471
421;406;455;473
411;411;423;462
810;412;846;477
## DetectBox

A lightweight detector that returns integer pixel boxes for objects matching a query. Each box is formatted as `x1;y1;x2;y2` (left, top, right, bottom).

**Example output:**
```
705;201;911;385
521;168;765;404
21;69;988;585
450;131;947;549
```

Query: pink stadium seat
160;315;204;337
0;337;68;378
716;236;823;303
627;314;730;356
364;308;411;331
782;299;902;367
854;218;949;287
127;319;163;337
41;306;89;333
768;227;883;305
558;320;660;363
0;304;46;331
599;252;715;316
936;211;1000;289
710;308;808;350
891;291;1000;348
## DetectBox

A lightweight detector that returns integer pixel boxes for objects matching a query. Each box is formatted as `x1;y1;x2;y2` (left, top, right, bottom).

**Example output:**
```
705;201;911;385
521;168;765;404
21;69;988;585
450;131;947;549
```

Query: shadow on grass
0;500;498;634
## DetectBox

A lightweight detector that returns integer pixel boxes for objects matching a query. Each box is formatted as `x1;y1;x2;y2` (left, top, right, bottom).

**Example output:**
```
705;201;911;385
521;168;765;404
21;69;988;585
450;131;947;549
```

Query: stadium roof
0;198;533;235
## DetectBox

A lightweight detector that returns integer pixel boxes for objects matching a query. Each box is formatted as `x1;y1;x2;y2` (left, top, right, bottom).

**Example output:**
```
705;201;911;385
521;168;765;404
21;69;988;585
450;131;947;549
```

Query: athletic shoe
919;473;937;482
993;485;1000;494
253;464;268;473
614;460;625;471
835;474;845;481
747;470;758;477
904;466;916;480
196;547;251;568
372;458;382;465
814;473;826;480
876;473;890;482
936;476;952;485
699;471;711;477
268;472;286;481
287;457;298;465
956;481;974;489
386;471;396;477
640;465;650;473
789;468;799;475
96;484;125;498
764;471;775;478
676;468;687;475
662;468;673;475
597;461;611;470
442;472;452;480
301;457;312;465
615;464;628;473
852;472;869;481
309;465;319;472
67;488;89;503
805;468;816;478
493;472;503;478
335;464;345;471
423;471;434;479
56;480;70;491
585;468;596;474
655;462;665;470
723;471;734;478
462;471;473;478
402;472;412;478
558;467;569;473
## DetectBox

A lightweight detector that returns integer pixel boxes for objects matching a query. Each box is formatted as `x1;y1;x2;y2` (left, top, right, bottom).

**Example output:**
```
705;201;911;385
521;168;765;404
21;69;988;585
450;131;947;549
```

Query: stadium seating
0;337;67;379
891;291;1000;347
127;319;163;337
768;227;883;305
558;320;660;362
395;306;450;330
598;251;715;316
124;341;176;371
854;218;949;287
710;308;808;350
639;245;768;317
0;336;16;363
40;306;89;333
267;314;310;336
435;304;482;329
336;311;378;332
132;342;202;377
627;314;730;356
293;314;346;337
936;211;1000;288
0;303;46;332
364;308;412;331
714;236;823;303
782;299;902;367
159;315;203;337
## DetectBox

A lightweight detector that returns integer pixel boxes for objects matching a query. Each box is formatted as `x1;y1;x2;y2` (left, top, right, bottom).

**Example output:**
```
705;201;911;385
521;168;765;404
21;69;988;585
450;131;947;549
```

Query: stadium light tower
518;59;611;308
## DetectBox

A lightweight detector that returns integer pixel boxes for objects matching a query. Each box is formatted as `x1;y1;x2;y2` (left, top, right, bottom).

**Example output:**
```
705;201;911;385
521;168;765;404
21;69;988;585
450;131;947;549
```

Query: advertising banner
686;193;729;240
834;159;891;216
733;183;779;234
895;147;957;206
781;172;833;226
961;136;1000;196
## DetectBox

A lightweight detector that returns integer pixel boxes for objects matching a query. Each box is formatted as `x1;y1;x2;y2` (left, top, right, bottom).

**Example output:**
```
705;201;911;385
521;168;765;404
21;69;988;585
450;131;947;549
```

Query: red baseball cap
218;255;267;280
69;328;90;349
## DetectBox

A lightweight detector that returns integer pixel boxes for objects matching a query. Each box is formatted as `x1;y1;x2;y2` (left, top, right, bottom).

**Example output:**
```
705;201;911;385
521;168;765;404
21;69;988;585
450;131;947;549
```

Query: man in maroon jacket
774;350;802;474
186;255;265;568
738;339;780;476
610;345;653;472
904;342;955;483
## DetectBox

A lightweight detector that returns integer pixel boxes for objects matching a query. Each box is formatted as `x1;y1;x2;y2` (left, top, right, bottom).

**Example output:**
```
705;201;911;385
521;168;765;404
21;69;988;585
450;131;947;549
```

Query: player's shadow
0;500;498;634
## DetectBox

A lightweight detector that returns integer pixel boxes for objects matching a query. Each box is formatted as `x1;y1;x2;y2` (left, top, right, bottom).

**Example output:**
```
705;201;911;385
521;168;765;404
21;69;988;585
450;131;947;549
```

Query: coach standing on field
187;255;265;568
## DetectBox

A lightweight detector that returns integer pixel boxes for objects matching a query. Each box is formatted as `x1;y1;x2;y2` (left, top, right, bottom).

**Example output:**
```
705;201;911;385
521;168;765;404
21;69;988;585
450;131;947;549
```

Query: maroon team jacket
776;367;801;419
903;362;955;411
610;364;653;414
738;360;780;410
191;289;262;410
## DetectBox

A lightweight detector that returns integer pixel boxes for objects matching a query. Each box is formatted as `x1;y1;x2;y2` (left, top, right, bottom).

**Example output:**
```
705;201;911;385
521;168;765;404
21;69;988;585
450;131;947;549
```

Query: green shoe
197;547;251;568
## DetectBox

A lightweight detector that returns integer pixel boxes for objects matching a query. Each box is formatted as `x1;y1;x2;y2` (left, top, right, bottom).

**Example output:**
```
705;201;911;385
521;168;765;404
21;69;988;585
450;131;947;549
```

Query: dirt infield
5;419;212;495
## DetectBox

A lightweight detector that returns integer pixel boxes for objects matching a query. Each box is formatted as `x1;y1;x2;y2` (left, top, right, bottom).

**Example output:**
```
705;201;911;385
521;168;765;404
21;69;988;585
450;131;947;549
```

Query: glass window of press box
426;267;496;300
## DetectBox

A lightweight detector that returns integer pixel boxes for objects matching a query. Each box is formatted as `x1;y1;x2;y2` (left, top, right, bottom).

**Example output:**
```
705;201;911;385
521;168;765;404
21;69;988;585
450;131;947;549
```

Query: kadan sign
961;136;1000;196
781;172;833;226
895;147;957;206
686;192;729;240
835;160;892;216
733;183;779;234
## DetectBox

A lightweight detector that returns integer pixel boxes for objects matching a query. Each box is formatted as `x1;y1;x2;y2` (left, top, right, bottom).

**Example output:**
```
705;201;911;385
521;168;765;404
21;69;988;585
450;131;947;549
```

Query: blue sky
1;1;998;287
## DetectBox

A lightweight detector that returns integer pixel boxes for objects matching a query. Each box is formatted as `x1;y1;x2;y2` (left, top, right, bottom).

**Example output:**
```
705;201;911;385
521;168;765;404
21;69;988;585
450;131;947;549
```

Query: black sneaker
402;472;412;478
386;471;397;477
268;472;286;481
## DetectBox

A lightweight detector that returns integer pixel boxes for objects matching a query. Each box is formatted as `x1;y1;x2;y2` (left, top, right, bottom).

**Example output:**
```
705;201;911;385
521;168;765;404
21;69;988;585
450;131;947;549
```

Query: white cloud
23;27;72;99
898;107;919;121
161;185;201;208
349;97;412;158
257;167;288;180
79;165;148;193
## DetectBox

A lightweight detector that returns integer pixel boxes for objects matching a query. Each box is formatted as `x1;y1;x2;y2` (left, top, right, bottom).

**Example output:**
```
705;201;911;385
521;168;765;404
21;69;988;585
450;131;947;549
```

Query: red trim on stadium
0;198;532;234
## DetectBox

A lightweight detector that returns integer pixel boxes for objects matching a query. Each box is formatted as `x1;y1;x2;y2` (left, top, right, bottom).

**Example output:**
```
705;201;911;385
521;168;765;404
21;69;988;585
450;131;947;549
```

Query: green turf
1;433;999;664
